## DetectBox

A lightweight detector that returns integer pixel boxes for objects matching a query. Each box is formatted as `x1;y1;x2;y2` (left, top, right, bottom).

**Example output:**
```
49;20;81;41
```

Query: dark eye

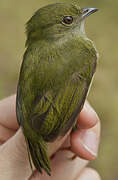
62;16;73;25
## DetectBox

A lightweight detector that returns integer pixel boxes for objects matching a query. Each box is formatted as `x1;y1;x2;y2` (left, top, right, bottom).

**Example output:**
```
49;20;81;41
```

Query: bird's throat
71;21;86;38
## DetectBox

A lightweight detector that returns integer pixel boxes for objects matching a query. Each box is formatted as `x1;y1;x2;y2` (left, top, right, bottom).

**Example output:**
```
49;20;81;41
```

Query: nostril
81;8;89;14
83;9;89;14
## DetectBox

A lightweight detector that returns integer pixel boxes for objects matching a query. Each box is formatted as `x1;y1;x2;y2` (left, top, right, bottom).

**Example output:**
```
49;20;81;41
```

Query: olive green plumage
16;2;98;175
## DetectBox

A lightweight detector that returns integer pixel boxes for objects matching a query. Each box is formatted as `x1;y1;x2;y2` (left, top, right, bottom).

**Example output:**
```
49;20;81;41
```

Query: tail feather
25;136;51;176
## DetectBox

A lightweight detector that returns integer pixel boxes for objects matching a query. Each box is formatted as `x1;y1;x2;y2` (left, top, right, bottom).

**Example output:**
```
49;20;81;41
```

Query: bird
16;2;98;176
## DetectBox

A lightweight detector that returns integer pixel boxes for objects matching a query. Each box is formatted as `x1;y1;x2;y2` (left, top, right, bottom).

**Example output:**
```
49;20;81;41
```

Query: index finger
77;101;99;129
0;95;19;130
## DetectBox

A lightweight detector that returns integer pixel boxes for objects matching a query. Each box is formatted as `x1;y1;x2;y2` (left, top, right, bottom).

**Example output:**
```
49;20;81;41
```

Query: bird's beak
81;7;98;20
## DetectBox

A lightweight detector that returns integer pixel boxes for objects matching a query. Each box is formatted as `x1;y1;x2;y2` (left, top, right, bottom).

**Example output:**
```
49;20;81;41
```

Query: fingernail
81;130;99;156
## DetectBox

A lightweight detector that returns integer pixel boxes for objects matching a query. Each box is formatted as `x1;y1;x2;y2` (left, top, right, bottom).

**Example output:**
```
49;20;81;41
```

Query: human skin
0;95;101;180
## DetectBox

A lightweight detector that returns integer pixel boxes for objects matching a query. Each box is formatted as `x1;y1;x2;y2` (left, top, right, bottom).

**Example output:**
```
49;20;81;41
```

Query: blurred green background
0;0;118;179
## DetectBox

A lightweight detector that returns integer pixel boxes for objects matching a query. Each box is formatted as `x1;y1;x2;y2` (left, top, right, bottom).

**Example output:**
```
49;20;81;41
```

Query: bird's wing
28;71;89;142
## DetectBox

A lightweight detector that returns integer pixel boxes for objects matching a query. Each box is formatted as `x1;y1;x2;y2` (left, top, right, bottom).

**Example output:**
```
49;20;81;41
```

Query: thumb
0;129;32;180
0;128;69;180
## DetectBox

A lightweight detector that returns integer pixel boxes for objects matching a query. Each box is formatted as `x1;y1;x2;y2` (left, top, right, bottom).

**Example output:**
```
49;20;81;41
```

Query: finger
0;95;18;130
78;101;99;129
0;95;18;143
75;168;101;180
70;120;101;160
0;125;16;144
28;170;41;180
0;129;32;180
29;149;88;180
48;150;88;180
0;128;71;180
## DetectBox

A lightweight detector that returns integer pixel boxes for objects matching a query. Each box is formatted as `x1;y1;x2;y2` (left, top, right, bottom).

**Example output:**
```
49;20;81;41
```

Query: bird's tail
25;136;51;176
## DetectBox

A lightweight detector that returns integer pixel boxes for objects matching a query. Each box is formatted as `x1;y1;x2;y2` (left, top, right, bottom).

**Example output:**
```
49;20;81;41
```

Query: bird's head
26;2;98;46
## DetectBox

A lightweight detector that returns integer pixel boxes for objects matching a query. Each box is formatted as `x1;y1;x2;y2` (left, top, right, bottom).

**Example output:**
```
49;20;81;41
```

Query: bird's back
16;36;97;142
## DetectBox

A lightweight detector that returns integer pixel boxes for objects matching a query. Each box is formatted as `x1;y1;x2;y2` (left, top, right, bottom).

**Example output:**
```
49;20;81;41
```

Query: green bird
16;2;98;176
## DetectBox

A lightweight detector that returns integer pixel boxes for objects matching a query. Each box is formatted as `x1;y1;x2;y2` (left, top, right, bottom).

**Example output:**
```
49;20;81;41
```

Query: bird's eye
62;16;73;25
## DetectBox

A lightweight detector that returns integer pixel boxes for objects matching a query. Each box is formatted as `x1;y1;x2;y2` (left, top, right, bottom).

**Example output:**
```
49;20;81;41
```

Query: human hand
0;95;101;180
